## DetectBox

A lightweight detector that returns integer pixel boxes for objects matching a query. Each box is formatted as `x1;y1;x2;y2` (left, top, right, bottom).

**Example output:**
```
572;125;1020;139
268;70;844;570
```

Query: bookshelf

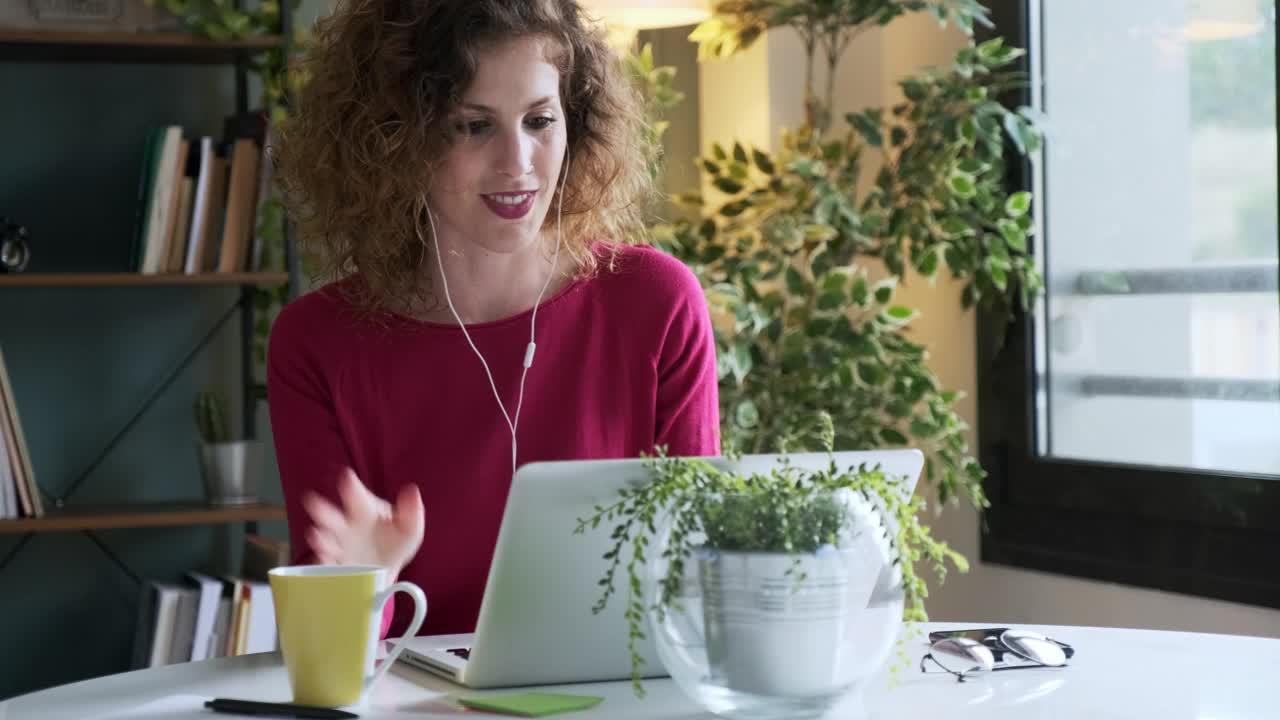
0;30;286;64
0;24;297;561
0;503;287;533
0;272;289;287
0;13;306;698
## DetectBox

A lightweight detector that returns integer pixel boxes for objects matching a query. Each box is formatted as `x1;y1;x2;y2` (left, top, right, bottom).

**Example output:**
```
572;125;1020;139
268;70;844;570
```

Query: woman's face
428;35;569;256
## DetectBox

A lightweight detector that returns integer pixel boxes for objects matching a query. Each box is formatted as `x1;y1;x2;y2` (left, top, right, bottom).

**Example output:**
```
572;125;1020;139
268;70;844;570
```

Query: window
979;0;1280;607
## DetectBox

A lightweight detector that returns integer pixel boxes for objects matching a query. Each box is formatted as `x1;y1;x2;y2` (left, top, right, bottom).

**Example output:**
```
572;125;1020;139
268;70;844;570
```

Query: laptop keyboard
447;648;471;660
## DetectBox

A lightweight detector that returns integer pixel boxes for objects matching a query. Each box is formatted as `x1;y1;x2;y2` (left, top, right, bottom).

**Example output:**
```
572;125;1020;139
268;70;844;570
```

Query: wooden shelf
0;272;288;287
0;502;286;533
0;30;286;64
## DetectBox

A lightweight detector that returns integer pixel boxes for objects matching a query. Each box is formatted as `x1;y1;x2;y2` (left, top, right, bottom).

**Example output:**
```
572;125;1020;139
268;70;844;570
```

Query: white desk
4;623;1278;719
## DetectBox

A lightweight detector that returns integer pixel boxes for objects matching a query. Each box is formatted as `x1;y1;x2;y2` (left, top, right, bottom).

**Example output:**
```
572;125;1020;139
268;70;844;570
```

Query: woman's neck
415;234;575;325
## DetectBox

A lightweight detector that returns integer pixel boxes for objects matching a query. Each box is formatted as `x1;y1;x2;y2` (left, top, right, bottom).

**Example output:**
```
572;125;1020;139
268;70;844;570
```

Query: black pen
204;697;359;719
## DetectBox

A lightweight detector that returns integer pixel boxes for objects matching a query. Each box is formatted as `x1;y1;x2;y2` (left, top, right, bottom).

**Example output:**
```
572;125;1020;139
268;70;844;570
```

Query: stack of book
131;534;290;668
0;346;42;519
132;112;277;276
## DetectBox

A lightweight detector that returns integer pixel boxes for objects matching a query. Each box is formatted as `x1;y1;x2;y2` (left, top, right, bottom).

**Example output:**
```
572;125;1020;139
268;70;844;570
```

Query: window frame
977;0;1280;609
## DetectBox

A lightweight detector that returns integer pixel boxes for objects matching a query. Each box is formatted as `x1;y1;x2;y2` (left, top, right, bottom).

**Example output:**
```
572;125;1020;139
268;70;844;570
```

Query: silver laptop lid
461;449;925;688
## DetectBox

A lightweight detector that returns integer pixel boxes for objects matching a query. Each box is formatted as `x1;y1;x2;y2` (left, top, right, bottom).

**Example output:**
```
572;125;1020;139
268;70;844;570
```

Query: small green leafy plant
576;415;966;697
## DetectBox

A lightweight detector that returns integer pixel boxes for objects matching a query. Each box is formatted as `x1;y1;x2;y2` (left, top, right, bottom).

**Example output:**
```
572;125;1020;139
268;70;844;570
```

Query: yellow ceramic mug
268;565;427;707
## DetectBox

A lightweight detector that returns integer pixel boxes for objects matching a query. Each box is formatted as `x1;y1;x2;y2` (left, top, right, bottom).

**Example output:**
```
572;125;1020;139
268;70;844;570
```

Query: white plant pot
698;547;878;697
198;440;262;506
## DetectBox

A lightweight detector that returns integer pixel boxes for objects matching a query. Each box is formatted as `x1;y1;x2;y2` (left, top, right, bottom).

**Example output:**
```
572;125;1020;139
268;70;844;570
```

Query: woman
267;0;720;639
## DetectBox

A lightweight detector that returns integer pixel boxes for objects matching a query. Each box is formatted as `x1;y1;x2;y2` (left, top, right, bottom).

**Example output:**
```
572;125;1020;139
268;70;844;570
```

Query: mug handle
364;581;428;692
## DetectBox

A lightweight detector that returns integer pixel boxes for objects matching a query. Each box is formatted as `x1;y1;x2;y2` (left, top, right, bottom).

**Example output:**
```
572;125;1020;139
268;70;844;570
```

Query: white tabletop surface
4;623;1278;719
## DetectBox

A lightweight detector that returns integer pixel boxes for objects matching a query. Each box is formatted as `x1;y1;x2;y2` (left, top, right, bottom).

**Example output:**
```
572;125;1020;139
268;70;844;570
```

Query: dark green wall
0;55;288;700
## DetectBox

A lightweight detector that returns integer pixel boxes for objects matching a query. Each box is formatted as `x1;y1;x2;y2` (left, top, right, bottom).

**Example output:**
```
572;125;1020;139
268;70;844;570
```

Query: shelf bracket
0;532;33;574
83;530;141;586
52;299;243;507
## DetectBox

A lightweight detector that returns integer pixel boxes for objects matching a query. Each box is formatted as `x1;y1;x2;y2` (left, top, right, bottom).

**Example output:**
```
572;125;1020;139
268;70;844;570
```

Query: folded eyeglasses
920;629;1074;682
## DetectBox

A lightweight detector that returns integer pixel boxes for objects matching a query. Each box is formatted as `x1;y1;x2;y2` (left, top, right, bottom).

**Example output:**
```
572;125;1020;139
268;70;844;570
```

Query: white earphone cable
422;147;568;475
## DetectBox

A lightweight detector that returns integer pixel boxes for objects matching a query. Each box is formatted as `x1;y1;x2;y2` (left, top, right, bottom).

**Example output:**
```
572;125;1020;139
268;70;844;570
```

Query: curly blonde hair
275;0;654;315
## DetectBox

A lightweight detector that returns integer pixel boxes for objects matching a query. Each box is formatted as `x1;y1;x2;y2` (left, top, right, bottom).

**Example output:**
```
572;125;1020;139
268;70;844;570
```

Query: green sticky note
458;692;604;717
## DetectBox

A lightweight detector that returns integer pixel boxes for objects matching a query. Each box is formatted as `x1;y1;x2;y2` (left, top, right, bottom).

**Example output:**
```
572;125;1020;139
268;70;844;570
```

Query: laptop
395;449;924;688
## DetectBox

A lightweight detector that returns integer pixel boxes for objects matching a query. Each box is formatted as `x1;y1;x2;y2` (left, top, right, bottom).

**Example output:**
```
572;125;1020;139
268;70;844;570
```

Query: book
130;127;163;271
185;571;225;662
216;137;261;272
183;137;216;274
139;126;184;274
0;346;39;517
160;138;191;273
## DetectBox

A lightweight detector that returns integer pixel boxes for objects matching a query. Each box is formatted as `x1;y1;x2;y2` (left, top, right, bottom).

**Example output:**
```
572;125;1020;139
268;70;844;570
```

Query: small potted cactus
194;388;261;506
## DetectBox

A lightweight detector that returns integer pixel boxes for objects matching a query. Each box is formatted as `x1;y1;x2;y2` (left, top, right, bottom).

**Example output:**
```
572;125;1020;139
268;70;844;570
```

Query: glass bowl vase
643;491;904;720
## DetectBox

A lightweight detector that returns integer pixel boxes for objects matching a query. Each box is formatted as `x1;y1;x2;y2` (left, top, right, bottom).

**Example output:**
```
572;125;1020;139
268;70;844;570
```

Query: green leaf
998;219;1027;253
817;291;845;310
917;248;939;277
715;350;734;380
713;177;744;194
887;305;917;321
822;272;847;294
846;111;883;147
879;428;908;445
940;216;974;237
734;399;760;428
813;195;837;225
805;317;833;336
987;261;1008;291
857;361;888;385
733;342;753;379
948;171;977;199
639;41;655;72
712;143;728;161
902;79;927;101
802;223;837;242
785;266;808;295
732;142;748;164
837;363;855;387
831;315;857;344
910;419;940;438
701;159;721;175
1003;112;1042;155
701;244;727;263
1005;191;1032;218
850;277;869;307
975;36;1005;60
752;148;776;174
861;212;887;234
698;218;717;242
880;305;918;327
873;277;896;304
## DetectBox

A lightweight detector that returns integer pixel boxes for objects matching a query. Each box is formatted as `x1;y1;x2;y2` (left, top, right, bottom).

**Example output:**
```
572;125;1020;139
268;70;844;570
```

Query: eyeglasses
920;629;1073;682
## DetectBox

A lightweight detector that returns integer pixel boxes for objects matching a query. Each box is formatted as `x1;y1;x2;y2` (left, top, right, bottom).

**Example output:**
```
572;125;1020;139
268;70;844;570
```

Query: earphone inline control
419;146;569;476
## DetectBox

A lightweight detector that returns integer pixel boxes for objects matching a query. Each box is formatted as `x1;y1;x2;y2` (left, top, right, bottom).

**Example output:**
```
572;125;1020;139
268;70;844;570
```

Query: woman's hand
302;468;425;576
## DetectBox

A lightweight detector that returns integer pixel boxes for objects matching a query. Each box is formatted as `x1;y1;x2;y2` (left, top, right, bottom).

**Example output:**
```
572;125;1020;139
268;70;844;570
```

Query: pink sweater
266;244;721;638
